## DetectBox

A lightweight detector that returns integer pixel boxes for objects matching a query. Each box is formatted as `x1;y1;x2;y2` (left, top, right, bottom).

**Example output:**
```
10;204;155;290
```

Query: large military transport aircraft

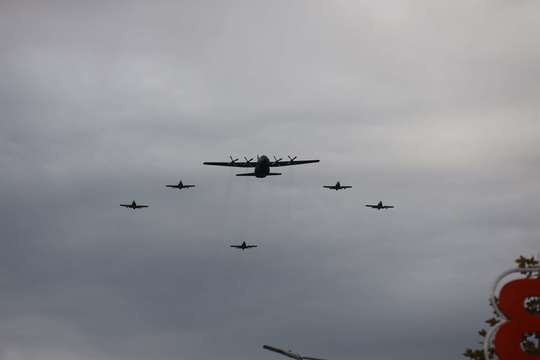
203;155;319;178
323;181;352;190
365;201;394;210
165;180;195;190
230;241;258;251
263;345;326;360
120;201;149;209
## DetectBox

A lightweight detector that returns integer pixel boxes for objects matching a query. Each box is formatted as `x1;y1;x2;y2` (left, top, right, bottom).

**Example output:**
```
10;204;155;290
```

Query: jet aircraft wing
134;205;148;208
230;245;243;249
365;205;378;208
183;185;196;188
382;205;394;208
263;345;297;359
323;186;336;189
270;159;319;167
120;204;132;208
303;357;328;360
245;245;258;248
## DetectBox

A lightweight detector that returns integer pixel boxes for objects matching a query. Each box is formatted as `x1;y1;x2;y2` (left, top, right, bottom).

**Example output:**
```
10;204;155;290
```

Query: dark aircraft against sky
117;154;396;359
230;241;258;251
203;155;319;178
365;200;394;210
165;180;196;190
263;345;327;360
120;200;149;209
323;181;352;190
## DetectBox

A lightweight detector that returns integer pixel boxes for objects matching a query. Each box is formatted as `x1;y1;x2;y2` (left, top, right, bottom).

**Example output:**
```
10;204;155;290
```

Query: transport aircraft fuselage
253;155;272;178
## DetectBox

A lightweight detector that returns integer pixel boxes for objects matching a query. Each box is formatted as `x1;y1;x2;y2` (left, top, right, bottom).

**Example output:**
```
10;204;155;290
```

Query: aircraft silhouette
263;345;327;360
165;180;195;190
365;200;394;210
120;200;149;209
203;155;319;178
230;241;258;251
323;181;352;190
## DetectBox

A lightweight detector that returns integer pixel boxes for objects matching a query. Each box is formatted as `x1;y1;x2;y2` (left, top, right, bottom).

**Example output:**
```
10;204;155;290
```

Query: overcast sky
1;1;539;360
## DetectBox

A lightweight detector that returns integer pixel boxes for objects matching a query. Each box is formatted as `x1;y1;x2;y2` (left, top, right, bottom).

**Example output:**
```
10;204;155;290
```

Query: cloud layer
1;1;539;359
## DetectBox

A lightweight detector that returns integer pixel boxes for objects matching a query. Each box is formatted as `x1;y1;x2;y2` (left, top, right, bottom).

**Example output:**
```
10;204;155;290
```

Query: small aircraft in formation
230;241;258;251
323;181;352;191
365;200;394;210
203;155;319;178
117;153;393;359
263;345;326;360
120;200;149;210
165;180;195;190
120;155;396;216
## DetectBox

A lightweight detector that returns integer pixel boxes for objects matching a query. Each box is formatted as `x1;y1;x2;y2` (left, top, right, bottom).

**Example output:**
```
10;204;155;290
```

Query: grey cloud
1;1;539;360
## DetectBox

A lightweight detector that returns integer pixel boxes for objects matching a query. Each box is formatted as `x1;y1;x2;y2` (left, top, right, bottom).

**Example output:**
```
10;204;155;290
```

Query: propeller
288;155;297;162
244;156;254;164
273;156;283;163
229;155;239;164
